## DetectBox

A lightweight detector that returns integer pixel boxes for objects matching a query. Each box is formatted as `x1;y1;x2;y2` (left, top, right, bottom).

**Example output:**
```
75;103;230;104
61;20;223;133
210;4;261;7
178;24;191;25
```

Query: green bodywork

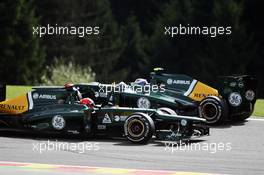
0;86;208;141
149;70;258;119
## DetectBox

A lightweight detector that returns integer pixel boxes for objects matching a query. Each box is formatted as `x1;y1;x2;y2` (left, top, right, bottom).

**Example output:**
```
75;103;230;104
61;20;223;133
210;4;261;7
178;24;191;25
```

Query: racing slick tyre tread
124;113;155;144
199;96;228;124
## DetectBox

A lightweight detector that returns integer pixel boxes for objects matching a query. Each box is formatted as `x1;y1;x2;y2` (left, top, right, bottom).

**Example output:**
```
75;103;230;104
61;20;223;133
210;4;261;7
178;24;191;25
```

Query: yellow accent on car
188;81;219;101
153;67;164;71
0;94;29;114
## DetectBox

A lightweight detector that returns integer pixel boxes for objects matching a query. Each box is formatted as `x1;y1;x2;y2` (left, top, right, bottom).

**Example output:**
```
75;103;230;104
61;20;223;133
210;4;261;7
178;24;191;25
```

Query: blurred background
0;0;263;97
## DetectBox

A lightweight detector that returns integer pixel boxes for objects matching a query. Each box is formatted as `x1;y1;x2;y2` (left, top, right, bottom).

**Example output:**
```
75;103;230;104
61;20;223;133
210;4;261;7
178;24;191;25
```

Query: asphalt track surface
0;118;264;175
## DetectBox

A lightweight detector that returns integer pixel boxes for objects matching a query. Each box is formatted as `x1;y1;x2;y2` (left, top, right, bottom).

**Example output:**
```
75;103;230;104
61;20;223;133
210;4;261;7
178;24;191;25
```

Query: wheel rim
202;102;218;121
127;119;145;138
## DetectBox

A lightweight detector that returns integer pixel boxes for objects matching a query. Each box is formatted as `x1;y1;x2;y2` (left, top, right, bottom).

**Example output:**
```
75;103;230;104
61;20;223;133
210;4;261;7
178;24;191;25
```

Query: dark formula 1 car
0;85;209;143
149;68;258;123
73;68;257;124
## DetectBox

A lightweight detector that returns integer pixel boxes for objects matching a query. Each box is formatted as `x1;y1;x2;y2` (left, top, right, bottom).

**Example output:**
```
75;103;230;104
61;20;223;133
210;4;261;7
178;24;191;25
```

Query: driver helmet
134;78;148;86
64;83;82;101
64;83;74;90
80;98;95;108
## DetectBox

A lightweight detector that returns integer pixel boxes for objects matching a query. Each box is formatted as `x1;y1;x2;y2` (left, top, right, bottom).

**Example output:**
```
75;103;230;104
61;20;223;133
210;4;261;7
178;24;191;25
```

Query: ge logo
52;115;66;130
228;92;242;107
137;97;151;109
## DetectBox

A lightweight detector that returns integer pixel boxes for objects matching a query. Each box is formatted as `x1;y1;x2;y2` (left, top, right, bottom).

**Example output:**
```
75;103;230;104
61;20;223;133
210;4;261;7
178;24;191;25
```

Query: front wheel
199;96;228;124
124;113;155;144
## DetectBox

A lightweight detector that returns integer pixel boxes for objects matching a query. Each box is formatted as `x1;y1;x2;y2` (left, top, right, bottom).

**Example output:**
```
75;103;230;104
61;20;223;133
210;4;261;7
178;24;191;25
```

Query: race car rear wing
0;84;6;102
217;75;258;100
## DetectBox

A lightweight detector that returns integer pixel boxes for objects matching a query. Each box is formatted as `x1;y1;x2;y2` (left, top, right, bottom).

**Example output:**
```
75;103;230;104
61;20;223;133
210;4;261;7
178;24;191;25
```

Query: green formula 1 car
149;68;258;123
74;68;257;124
0;85;209;143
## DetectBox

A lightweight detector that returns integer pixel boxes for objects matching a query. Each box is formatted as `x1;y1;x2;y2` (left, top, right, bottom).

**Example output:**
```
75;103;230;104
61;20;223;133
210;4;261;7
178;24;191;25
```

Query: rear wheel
199;96;228;124
124;113;155;144
234;113;252;122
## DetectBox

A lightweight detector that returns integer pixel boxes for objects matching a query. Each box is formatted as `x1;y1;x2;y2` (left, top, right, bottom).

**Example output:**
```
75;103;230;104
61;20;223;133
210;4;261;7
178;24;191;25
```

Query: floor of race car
0;118;263;175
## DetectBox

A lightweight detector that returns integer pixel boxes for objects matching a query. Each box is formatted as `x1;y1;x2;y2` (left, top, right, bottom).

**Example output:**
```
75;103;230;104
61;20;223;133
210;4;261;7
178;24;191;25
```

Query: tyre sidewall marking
125;115;150;141
200;98;222;122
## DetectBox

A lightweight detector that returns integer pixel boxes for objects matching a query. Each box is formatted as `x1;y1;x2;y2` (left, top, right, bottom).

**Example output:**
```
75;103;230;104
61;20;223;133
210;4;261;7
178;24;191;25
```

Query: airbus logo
167;79;191;85
39;94;56;100
33;93;56;100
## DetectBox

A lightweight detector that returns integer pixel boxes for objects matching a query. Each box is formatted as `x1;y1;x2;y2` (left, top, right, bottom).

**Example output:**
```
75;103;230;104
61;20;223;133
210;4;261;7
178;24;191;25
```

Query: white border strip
184;79;197;96
247;118;264;121
27;92;34;110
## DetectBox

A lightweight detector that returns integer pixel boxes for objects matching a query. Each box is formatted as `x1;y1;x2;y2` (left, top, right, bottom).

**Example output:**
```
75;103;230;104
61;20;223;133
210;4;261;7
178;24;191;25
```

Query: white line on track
247;117;264;121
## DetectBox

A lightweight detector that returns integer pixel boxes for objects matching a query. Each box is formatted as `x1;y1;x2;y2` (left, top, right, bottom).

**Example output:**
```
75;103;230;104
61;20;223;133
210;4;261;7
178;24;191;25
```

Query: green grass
253;99;264;117
6;85;32;99
4;85;264;117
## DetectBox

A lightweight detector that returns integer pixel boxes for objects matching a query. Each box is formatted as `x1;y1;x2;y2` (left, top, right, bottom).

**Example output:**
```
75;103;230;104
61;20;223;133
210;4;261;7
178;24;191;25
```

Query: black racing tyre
124;113;155;144
234;113;252;122
157;107;177;115
199;96;228;124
